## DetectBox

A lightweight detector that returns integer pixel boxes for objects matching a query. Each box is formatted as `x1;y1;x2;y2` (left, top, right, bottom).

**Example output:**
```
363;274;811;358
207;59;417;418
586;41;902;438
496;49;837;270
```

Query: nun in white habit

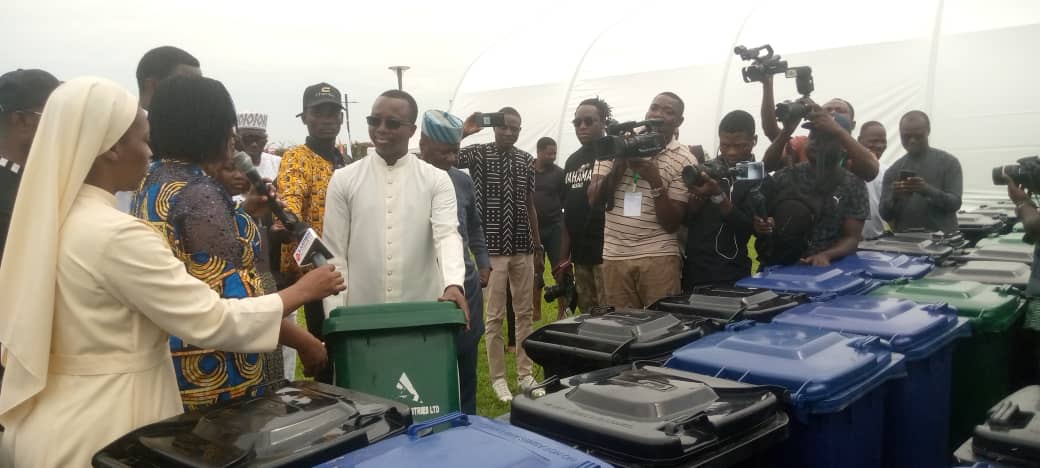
0;77;344;467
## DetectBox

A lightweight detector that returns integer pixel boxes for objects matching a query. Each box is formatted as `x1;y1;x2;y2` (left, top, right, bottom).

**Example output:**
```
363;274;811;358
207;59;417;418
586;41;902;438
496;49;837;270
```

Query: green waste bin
870;279;1025;447
324;302;466;422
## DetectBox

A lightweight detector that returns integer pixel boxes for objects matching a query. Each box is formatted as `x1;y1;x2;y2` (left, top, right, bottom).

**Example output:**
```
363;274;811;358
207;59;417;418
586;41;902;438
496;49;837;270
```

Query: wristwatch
710;193;726;204
649;186;664;199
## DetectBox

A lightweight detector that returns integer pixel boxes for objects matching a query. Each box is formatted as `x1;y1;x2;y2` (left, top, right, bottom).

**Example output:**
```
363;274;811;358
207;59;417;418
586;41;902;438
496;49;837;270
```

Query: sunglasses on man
366;115;411;130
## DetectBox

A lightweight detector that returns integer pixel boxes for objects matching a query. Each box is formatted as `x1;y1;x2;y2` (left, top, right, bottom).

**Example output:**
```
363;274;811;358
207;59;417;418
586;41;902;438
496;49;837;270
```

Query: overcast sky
3;0;632;149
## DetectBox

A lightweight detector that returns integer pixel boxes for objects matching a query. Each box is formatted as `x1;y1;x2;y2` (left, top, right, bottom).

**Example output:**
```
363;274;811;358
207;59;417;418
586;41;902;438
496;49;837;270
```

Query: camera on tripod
734;44;789;83
593;119;667;161
993;156;1040;192
774;66;815;123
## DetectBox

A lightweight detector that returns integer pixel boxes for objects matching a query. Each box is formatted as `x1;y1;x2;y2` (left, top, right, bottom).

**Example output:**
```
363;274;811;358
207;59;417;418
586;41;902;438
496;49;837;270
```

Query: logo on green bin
396;372;442;417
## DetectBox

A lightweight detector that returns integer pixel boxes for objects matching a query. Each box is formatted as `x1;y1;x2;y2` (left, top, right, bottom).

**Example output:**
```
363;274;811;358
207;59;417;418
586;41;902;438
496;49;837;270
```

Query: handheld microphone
233;152;334;267
232;152;299;227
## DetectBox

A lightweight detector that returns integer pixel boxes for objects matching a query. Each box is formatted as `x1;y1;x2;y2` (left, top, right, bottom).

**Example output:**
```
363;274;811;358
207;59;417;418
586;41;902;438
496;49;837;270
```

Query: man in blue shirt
419;110;490;414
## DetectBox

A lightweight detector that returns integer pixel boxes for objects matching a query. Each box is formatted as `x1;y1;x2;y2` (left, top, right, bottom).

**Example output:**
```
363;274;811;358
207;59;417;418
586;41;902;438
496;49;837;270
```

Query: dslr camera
993;155;1040;192
734;44;788;83
774;66;815;123
544;273;575;303
594;119;667;161
682;159;765;188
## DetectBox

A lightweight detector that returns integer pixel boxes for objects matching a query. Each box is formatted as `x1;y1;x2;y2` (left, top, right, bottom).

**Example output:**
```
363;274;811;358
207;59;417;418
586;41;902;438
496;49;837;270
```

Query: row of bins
520;244;1031;467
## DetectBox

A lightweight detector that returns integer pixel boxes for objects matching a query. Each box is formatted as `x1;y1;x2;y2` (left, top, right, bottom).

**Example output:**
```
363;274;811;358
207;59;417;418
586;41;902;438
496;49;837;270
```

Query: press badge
623;190;642;216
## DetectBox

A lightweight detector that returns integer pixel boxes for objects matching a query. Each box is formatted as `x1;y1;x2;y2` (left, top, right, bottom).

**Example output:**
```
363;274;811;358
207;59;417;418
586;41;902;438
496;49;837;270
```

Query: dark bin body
870;279;1026;447
772;296;971;468
649;284;808;325
92;381;412;468
953;386;1040;468
665;322;906;468
314;413;609;468
323;302;466;422
509;364;790;468
523;307;719;379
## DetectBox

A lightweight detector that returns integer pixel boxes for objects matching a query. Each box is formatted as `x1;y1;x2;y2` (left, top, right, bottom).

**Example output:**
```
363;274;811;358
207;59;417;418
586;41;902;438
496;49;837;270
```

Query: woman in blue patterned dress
132;75;326;410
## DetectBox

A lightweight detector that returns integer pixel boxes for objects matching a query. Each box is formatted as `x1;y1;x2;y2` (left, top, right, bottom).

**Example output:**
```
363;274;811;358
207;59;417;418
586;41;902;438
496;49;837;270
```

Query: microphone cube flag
294;228;318;266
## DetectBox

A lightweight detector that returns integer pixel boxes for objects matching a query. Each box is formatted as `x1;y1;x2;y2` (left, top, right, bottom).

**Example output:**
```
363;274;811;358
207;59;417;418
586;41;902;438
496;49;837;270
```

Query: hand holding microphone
232;152;333;267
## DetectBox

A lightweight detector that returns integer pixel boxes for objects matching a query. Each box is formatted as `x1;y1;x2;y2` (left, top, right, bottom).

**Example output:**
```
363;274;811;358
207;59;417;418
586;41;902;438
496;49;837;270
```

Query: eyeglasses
572;117;601;128
366;115;407;130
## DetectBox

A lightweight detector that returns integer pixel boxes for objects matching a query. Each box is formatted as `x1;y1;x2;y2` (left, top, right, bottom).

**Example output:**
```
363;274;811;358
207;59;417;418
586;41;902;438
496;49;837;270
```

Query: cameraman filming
588;92;697;308
754;107;868;267
1004;170;1040;381
759;74;879;182
682;110;758;289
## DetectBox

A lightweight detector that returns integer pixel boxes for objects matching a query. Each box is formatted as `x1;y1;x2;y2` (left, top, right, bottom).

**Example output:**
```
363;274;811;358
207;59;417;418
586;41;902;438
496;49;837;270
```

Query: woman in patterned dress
132;75;326;410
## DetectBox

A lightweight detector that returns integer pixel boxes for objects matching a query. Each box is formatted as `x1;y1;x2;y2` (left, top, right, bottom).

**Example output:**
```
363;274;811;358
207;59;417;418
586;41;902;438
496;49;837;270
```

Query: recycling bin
324;302;466;422
92;381;412;467
665;321;906;468
772;295;970;468
870;279;1026;446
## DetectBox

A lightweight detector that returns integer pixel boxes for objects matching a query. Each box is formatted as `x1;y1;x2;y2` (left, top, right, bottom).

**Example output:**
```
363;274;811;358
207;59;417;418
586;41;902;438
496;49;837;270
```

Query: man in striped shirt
588;92;697;309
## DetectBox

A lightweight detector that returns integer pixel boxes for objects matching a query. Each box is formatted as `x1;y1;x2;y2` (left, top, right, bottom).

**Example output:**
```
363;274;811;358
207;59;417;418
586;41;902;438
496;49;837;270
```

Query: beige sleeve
101;220;283;353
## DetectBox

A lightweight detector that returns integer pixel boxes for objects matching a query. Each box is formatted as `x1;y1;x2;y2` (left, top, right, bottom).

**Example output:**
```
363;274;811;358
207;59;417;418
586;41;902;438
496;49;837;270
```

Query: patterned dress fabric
132;159;267;410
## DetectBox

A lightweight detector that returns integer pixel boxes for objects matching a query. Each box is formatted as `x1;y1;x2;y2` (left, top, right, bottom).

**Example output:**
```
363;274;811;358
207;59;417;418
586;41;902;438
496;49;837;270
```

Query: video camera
774;66;815;123
734;44;788;83
682;159;765;188
593;119;668;161
993;156;1040;192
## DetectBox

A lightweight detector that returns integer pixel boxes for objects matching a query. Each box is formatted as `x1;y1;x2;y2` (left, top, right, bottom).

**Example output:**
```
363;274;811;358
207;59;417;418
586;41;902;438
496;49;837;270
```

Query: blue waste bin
736;263;878;297
771;296;971;468
832;251;934;280
665;321;906;468
314;412;608;468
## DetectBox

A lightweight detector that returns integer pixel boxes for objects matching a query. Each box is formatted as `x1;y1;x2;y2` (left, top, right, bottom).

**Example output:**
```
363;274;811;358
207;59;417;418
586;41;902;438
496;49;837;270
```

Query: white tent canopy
449;0;1040;199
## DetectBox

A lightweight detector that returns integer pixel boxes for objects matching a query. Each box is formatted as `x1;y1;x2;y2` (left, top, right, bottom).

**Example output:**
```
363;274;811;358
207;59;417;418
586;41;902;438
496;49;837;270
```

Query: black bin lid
91;381;412;468
523;308;719;379
510;365;789;467
650;285;808;324
971;385;1040;466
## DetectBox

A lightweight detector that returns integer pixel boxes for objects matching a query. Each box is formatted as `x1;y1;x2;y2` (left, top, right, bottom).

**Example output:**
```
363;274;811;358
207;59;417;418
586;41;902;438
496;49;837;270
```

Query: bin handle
406;412;470;439
724;320;756;332
849;335;880;351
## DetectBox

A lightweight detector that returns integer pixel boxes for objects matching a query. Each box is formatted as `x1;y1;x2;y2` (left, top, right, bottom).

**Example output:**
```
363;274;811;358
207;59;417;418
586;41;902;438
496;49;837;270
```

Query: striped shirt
595;139;697;260
458;143;535;256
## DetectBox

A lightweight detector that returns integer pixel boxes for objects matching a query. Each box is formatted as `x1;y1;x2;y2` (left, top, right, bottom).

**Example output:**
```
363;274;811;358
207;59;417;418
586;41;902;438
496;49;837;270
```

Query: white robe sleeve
430;169;465;293
322;169;351;314
100;220;283;353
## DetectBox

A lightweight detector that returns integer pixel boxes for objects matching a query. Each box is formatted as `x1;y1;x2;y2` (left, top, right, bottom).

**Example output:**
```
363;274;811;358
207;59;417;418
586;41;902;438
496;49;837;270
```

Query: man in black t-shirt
682;110;758;290
754;110;868;267
554;98;611;314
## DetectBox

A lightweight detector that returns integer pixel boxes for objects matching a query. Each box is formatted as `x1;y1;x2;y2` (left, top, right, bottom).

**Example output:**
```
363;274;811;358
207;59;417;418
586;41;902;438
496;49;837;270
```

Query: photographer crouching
681;110;761;289
588;92;698;309
1001;159;1040;382
753;104;868;267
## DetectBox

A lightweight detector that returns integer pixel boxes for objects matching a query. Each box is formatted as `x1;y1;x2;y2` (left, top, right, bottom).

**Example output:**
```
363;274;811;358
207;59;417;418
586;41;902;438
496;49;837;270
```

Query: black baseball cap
0;69;60;114
297;82;343;117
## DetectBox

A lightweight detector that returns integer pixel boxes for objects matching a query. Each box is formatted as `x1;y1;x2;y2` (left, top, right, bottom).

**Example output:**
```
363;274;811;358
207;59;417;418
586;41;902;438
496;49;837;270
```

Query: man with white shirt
321;90;468;321
858;121;889;239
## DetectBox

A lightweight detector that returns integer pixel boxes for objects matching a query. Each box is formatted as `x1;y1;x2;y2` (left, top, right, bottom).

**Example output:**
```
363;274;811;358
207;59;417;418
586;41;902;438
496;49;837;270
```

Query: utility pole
388;65;410;90
342;93;360;136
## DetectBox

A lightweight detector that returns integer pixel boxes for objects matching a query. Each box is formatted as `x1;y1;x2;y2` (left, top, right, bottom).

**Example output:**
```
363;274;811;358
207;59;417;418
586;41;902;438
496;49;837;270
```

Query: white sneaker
492;379;513;402
519;375;538;392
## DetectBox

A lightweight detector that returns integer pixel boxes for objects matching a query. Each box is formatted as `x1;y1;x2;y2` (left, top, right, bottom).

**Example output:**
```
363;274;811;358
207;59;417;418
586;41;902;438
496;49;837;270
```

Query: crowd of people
0;43;1023;467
